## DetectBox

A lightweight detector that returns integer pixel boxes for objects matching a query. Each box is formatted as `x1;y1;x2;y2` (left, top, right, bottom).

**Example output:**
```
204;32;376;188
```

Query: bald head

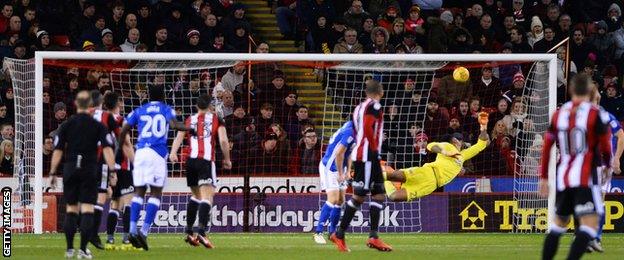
75;90;93;111
365;79;384;99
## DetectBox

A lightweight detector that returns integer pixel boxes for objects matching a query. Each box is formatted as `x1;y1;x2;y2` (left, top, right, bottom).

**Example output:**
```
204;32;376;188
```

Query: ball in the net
453;66;470;82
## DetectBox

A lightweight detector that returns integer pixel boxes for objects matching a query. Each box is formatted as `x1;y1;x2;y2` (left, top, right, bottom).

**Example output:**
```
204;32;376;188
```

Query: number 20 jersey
126;101;176;158
546;101;612;191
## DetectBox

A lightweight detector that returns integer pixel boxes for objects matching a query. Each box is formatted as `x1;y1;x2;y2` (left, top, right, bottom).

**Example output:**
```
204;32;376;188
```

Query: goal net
3;53;556;234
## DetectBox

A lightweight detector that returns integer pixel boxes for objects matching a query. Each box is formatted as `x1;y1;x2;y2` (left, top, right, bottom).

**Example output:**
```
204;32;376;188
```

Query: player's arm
334;143;348;182
218;125;232;169
122;135;134;163
99;125;118;186
539;111;559;198
169;130;185;163
614;129;624;174
427;143;459;158
49;123;67;189
118;123;132;146
461;112;491;161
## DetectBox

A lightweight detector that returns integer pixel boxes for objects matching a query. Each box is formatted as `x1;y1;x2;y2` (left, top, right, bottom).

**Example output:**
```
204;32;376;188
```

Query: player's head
90;90;103;108
75;90;93;111
365;79;384;100
196;94;211;111
103;92;120;112
148;85;165;102
446;132;464;150
569;74;592;99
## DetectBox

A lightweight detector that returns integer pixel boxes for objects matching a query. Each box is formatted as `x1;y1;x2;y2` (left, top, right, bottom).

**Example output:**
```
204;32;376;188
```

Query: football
453;66;470;82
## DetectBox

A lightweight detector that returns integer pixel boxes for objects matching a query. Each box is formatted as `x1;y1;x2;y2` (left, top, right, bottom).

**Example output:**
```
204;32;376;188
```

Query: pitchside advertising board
1;177;623;233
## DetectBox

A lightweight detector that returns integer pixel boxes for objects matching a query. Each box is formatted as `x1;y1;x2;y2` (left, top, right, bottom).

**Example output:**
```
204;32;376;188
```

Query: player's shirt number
140;114;167;138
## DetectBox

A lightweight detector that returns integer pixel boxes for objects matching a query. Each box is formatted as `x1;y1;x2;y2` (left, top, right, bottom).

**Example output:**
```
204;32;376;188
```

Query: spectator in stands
222;63;246;95
448;27;473;53
437;72;472;109
526;16;544;48
581;61;603;89
46;102;66;134
137;2;156;45
423;98;448;141
6;16;22;39
502;99;529;137
275;91;299;125
253;128;289;174
557;14;572;37
232;117;260;172
369;0;400;21
183;29;203;52
162;3;189;46
251;42;280;90
343;0;368;32
276;0;297;40
31;30;50;52
271;123;290;153
11;40;27;58
489;120;515;174
474;64;504;108
601;83;624;120
447;115;462;135
496;15;516;44
228;24;250;52
225;104;247;137
405;4;425;35
426;11;451;53
69;1;96;49
383;103;401;162
502;72;526;104
99;28;120;51
456;100;479;144
509;26;531;53
154;26;175;52
0;139;13;176
256;102;277;133
222;4;251;37
366;26;394;53
487;98;510;133
388;18;405;47
43;136;54;176
589;21;614;70
395;32;423;54
469;97;481;115
358;17;375;48
107;0;125;45
0;3;12;34
532;25;557;53
476;14;495;39
259;70;289;109
569;28;594;72
310;15;332;53
216;90;235;119
199;13;219;46
0;104;9;126
464;4;484;33
511;0;528;29
542;4;560;29
333;28;363;53
80;15;105;45
96;75;111;94
0;122;12;141
295;128;320;175
119;28;140;52
287;105;313;148
607;3;622;33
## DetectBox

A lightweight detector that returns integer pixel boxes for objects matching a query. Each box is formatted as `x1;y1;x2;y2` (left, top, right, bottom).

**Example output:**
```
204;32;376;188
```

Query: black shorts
63;164;98;205
352;158;385;196
555;187;604;218
96;164;109;193
186;158;216;187
112;170;134;199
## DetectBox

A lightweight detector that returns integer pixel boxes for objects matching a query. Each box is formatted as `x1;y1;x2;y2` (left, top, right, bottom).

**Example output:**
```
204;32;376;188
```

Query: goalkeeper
384;112;490;202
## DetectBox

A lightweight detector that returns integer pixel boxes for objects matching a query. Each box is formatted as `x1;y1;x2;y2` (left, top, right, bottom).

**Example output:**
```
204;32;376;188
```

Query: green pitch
10;233;624;259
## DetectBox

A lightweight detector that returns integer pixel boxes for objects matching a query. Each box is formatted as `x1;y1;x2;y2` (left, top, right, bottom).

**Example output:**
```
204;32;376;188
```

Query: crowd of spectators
2;0;624;179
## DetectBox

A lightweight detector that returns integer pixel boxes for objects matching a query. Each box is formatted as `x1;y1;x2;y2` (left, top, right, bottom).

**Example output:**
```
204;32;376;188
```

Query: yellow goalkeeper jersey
425;139;488;186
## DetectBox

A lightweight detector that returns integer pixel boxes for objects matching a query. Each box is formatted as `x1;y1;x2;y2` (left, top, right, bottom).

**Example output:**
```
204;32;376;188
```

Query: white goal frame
31;52;557;234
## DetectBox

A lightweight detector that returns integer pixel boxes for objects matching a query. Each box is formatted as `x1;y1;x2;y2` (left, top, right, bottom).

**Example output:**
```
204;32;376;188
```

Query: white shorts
133;148;168;188
597;166;612;193
319;162;347;191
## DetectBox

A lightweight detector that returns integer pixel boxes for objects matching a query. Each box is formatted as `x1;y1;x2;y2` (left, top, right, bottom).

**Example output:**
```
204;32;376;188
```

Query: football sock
198;200;212;236
315;201;333;234
329;204;342;234
140;197;161;236
92;205;103;238
542;224;567;260
597;213;605;241
64;212;79;250
129;196;144;235
122;205;130;240
336;199;361;239
568;225;596;260
186;197;200;235
106;209;119;240
369;201;383;238
79;213;94;251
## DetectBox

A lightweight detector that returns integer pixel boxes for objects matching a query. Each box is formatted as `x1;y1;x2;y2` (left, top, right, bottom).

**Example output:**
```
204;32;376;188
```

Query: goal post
7;52;556;234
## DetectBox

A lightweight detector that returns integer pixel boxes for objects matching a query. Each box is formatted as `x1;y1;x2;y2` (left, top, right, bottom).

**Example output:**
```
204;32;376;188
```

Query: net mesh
4;55;553;234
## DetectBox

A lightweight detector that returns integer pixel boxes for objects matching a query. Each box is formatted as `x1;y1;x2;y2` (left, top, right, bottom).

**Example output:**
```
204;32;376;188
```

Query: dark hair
98;75;109;82
90;90;102;106
297;105;308;111
196;94;211;110
365;80;383;95
571;74;591;96
148;85;165;101
103;92;119;110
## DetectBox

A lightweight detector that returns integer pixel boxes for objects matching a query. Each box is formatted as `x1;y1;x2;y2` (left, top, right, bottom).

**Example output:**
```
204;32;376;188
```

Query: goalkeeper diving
384;112;490;202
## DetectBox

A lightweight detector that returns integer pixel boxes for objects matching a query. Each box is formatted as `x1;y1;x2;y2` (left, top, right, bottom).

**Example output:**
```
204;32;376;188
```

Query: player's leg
566;187;602;260
128;148;148;247
184;158;201;245
384;169;407;201
90;166;109;250
196;161;217;248
314;162;336;243
63;173;80;257
328;188;346;235
542;189;572;260
77;170;99;258
590;169;611;252
366;160;392;251
106;198;120;246
119;193;133;245
334;162;367;240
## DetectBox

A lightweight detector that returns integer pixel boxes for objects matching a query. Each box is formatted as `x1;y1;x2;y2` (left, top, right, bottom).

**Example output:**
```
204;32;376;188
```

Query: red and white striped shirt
113;114;131;171
351;98;384;162
540;101;612;190
93;109;118;162
186;112;222;161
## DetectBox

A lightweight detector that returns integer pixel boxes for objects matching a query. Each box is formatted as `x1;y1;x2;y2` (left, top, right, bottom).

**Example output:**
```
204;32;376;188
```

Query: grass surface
10;233;624;259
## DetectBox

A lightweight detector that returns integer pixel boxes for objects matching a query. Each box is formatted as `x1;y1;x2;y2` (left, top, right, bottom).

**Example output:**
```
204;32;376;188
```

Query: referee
49;90;117;259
